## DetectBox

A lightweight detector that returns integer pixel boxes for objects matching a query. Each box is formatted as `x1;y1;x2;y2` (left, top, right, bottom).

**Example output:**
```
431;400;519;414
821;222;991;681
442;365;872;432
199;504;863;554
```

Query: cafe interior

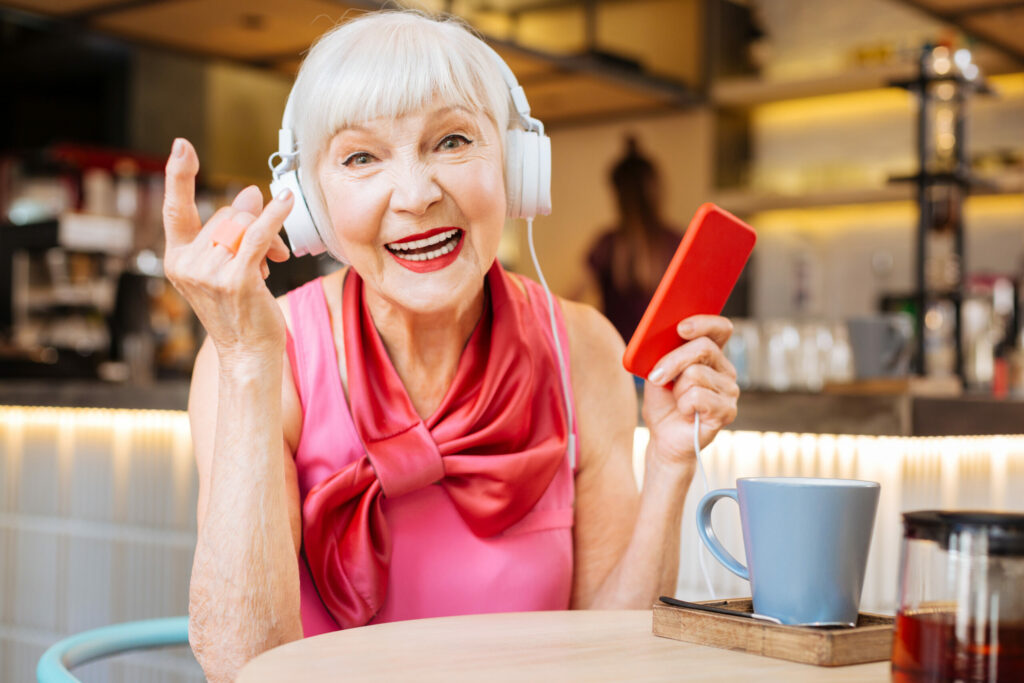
2;0;1024;680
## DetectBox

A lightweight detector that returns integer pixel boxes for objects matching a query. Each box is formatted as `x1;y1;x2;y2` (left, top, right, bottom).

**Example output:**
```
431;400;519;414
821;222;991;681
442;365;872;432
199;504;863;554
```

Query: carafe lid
903;511;1024;556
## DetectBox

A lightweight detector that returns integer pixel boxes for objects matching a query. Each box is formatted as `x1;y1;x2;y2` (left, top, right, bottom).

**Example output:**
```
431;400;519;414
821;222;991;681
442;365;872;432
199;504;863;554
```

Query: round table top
238;610;890;682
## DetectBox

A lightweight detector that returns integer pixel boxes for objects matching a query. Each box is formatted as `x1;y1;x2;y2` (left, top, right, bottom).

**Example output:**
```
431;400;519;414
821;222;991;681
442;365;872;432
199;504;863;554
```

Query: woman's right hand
162;138;293;361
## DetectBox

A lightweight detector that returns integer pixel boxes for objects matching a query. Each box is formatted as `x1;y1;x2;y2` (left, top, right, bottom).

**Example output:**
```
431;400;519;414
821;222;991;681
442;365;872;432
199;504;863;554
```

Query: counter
1;381;1019;437
731;390;1024;436
0;380;190;411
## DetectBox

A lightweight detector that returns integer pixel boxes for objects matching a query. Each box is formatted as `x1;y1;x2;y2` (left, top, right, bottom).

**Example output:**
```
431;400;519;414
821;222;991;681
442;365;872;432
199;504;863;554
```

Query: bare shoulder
559;298;625;369
559;298;633;407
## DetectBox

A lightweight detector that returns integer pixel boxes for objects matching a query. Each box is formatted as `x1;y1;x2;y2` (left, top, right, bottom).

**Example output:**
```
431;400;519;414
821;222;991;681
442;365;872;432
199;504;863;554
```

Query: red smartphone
622;203;756;379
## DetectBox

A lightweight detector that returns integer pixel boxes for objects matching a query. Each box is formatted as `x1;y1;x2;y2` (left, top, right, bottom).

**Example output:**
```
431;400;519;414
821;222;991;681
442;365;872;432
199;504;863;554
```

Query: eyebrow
430;104;474;118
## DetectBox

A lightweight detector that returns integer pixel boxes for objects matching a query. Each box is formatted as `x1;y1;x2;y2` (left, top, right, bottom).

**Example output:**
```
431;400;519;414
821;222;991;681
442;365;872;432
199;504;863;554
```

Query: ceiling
0;0;702;127
3;0;1024;126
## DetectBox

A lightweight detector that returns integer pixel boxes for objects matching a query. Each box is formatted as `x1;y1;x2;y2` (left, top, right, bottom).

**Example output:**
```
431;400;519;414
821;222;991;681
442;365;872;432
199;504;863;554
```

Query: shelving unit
708;31;1024;392
710;63;1023;217
890;47;994;379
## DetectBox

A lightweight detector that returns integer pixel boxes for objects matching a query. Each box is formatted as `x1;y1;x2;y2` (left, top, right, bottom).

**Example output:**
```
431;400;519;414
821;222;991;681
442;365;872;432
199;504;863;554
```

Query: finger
671;363;739;402
210;211;257;255
640;380;736;438
163;138;202;248
647;336;731;386
267;234;291;262
196;205;241;239
677;315;734;348
232;185;264;216
261;260;270;279
235;189;295;266
677;386;738;433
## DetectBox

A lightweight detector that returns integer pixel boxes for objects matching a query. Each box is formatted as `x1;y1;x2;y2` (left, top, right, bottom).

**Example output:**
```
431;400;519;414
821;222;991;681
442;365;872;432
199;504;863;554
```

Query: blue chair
37;616;190;683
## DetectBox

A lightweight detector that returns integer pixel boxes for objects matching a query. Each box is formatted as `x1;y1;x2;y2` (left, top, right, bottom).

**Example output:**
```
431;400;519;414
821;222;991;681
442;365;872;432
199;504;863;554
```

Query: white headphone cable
526;217;576;472
693;411;717;599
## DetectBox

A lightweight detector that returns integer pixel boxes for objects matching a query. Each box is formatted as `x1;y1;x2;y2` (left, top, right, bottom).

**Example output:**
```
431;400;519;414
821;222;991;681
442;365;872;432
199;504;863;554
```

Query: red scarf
302;262;569;628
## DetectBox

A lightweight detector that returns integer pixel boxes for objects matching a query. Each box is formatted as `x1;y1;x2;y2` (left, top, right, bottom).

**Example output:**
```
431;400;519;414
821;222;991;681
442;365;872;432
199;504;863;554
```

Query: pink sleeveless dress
285;273;578;636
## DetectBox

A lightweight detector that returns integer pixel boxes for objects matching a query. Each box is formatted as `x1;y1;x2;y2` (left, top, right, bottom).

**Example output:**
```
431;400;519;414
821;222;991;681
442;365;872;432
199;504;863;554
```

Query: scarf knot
365;422;444;498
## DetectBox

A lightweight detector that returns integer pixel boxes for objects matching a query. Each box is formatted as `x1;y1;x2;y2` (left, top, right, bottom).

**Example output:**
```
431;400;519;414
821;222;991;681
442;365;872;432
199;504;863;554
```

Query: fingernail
276;188;293;202
678;321;695;338
648;367;666;385
234;211;257;227
173;139;185;158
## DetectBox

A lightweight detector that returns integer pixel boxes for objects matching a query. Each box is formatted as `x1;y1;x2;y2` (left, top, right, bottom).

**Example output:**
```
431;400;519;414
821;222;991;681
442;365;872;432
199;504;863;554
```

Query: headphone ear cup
269;170;327;258
504;129;524;218
505;128;551;219
536;133;551;216
518;131;540;219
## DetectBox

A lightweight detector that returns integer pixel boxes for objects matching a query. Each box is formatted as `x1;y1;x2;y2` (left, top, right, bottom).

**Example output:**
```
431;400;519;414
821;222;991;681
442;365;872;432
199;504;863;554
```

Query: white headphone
268;43;552;258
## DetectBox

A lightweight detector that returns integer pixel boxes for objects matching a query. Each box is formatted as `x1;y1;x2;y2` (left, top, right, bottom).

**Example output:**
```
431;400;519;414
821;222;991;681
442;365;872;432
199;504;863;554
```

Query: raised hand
641;315;739;467
162;138;293;359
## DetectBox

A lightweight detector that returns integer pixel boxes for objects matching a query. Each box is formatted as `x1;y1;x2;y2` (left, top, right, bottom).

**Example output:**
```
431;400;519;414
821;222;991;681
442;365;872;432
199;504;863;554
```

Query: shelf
712;186;913;214
710;49;1018;108
887;170;1001;191
25;284;115;312
711;63;919;107
713;173;1024;214
890;73;994;95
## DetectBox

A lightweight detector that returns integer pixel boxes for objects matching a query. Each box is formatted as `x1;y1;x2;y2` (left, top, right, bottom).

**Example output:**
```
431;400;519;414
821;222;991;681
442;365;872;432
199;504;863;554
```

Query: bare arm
162;138;303;681
187;337;304;681
564;301;737;609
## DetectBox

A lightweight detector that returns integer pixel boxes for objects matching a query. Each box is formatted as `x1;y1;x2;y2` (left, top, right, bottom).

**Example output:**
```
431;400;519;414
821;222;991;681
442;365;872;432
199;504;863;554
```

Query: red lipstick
388;227;456;245
385;228;465;274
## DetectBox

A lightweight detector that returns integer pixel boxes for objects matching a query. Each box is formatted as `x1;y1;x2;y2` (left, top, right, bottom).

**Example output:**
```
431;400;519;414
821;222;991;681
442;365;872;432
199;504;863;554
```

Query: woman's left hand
641;315;739;470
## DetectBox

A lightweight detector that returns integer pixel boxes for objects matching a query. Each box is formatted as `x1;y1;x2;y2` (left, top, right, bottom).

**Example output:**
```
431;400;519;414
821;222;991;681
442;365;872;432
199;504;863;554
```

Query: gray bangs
317;28;501;131
290;11;513;262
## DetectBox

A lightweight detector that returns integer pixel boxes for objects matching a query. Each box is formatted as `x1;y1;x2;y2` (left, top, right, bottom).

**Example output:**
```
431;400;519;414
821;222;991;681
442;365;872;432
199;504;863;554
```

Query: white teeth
397;239;458;261
388;229;458;252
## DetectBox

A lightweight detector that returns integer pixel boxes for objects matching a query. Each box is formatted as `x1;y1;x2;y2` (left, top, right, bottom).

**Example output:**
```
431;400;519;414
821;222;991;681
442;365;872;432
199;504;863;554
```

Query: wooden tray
652;598;894;667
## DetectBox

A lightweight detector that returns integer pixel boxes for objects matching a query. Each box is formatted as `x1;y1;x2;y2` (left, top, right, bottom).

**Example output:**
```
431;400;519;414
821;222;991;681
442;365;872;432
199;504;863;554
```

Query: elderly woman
162;10;738;682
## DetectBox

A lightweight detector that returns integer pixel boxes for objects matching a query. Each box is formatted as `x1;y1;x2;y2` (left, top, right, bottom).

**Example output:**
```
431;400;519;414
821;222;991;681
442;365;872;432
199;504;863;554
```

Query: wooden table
238;610;890;682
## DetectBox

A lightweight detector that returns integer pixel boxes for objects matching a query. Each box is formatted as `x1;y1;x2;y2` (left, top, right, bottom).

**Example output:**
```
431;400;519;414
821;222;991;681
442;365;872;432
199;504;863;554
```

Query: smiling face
316;100;506;315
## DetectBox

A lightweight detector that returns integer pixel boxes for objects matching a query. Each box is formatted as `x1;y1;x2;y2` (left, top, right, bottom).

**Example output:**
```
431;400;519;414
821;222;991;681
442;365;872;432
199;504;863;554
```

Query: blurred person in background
587;136;683;343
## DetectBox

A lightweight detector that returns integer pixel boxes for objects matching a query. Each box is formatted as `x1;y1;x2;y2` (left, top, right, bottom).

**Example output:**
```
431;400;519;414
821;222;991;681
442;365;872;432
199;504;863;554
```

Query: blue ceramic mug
696;477;880;626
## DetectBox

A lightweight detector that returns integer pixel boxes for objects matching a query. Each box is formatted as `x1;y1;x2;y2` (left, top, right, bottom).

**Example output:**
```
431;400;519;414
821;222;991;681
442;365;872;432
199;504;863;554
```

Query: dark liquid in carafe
892;610;1024;682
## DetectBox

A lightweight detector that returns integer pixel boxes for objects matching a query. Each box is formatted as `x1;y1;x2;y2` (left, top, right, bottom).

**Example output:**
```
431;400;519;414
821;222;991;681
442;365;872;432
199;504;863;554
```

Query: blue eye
438;135;471;151
343;152;374;166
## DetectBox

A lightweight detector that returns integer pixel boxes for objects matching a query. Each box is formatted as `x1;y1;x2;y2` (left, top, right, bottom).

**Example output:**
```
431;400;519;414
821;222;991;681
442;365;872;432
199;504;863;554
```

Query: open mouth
385;228;464;263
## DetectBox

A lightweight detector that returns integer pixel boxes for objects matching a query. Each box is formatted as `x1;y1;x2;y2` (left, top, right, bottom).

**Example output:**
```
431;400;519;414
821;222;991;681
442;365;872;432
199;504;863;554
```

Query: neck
362;276;487;420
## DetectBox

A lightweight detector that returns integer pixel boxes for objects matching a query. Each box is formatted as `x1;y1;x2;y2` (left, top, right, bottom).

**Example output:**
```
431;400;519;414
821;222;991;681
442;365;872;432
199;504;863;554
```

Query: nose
389;161;443;215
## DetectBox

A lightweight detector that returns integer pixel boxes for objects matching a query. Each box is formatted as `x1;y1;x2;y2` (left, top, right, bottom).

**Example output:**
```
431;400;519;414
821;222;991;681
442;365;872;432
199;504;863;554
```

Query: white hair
290;10;515;261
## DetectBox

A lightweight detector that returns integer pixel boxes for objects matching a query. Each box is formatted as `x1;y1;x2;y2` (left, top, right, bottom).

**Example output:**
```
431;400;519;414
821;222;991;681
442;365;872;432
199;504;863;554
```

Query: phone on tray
622;203;756;380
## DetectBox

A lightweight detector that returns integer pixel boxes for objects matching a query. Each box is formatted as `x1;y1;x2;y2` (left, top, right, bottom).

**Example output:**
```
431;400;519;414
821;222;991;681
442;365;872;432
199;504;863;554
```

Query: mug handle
695;489;749;581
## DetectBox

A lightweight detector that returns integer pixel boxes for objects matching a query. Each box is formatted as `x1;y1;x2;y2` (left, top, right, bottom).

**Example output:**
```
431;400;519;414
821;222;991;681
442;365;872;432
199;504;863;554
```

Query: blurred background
1;1;1023;681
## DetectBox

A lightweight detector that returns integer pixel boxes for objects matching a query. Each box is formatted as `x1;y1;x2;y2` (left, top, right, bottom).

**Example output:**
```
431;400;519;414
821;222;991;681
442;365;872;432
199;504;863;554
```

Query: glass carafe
892;511;1024;682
